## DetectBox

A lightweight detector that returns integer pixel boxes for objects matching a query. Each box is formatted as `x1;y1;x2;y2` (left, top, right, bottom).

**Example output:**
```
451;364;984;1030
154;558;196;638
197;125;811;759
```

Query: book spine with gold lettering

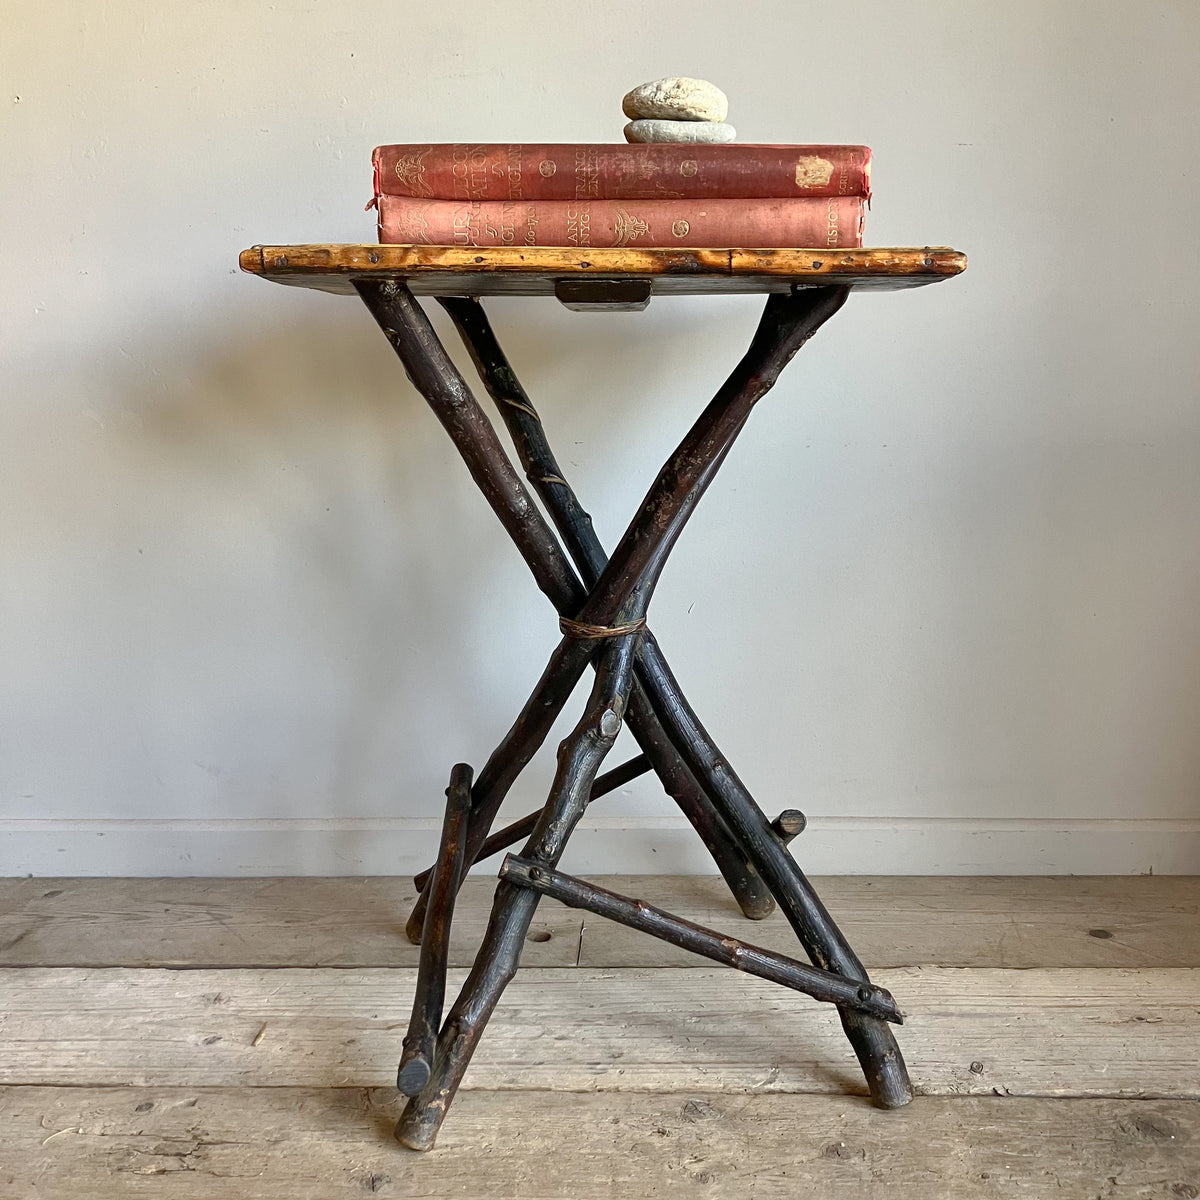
373;143;870;202
377;195;865;249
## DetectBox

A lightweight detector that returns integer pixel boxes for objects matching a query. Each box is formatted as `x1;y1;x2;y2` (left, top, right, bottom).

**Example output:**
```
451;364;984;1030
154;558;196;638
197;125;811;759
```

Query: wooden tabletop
238;244;966;297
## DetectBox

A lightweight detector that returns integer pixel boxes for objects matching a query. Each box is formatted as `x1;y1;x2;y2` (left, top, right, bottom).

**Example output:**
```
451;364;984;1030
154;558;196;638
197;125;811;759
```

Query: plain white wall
2;0;1199;876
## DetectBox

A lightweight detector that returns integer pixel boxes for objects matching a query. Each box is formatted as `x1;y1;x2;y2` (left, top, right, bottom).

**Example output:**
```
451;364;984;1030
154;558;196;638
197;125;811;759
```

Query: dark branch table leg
396;628;642;1151
398;762;471;1096
356;279;773;927
635;632;913;1108
357;279;913;1145
440;288;911;1106
439;295;773;920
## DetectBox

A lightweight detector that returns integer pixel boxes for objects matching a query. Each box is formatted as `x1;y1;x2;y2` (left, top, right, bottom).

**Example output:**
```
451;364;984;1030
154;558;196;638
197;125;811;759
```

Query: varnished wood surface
238;244;966;296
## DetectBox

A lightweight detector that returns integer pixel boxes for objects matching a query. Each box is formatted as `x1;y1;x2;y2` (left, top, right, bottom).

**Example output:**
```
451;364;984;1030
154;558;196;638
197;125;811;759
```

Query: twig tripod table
240;242;967;1150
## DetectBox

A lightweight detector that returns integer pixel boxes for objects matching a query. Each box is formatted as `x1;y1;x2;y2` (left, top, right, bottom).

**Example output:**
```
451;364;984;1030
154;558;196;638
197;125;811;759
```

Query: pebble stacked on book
622;77;736;144
371;143;872;249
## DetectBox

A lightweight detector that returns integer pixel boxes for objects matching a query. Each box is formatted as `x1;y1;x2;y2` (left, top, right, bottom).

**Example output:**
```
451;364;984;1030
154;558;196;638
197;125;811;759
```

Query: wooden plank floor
4;874;1197;968
1;877;1198;1198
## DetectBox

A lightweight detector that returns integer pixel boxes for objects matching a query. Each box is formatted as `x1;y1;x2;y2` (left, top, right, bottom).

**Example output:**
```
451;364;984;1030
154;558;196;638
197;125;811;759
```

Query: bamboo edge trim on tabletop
239;244;967;280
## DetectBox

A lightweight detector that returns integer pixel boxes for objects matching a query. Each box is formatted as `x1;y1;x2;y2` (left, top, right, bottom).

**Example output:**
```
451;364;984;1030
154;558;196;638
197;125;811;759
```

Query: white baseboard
2;816;1198;876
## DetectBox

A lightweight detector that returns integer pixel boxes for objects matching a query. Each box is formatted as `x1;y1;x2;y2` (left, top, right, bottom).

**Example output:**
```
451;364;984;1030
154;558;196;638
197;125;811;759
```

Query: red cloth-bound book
372;143;871;202
376;195;865;249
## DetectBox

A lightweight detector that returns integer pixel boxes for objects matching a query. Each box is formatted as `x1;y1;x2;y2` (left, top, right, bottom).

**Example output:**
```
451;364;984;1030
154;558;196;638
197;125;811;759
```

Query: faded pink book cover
377;196;866;249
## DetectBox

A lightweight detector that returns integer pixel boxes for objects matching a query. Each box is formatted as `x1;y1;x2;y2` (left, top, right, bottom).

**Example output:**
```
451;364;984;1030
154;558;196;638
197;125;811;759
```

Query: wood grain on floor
3;1088;1197;1200
2;965;1198;1097
0;876;1197;1198
2;875;1196;968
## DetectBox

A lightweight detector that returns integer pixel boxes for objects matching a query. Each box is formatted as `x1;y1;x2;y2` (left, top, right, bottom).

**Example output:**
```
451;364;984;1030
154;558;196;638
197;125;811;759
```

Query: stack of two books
372;143;872;249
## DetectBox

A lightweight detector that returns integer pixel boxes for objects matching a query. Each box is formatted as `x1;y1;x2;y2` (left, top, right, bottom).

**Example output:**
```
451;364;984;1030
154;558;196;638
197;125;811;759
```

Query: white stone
622;77;729;123
624;120;736;144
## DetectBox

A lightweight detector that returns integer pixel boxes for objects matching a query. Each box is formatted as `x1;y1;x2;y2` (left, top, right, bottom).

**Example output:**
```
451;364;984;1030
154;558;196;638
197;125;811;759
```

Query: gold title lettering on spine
499;144;523;201
574;147;599;201
565;202;591;247
452;146;491;203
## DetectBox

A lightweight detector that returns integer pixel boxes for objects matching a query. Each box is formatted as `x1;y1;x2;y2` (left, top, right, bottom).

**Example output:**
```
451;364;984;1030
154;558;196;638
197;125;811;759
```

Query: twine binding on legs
559;616;647;641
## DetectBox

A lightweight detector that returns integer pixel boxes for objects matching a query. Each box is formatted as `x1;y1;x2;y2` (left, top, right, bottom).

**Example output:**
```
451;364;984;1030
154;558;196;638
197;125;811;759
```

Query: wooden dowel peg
770;809;807;843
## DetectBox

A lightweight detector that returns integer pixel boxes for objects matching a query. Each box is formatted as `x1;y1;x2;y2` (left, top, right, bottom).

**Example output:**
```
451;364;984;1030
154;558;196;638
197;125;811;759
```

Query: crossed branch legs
354;281;912;1149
